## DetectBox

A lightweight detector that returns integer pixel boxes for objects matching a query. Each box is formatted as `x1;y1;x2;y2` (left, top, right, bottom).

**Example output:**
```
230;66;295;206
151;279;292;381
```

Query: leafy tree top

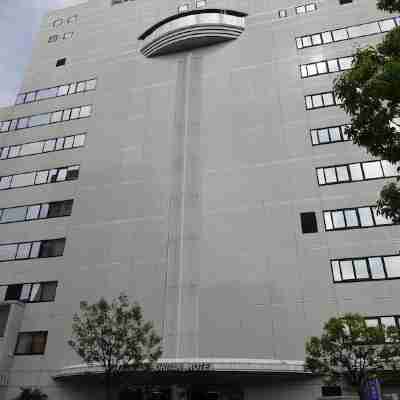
377;0;400;12
13;388;47;400
68;293;162;376
305;313;400;391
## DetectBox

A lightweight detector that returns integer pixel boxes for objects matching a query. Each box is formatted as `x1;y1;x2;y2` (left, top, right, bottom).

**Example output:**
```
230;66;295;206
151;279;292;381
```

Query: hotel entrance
119;386;243;400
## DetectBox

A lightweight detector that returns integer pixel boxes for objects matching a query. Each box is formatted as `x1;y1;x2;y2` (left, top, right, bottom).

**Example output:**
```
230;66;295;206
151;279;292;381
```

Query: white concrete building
0;0;399;399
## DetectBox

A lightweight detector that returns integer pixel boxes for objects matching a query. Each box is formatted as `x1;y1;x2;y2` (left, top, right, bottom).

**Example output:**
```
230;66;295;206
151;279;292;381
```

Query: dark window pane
0;305;10;337
15;332;47;355
31;332;47;354
39;239;66;258
40;282;57;301
300;212;318;234
47;200;73;218
5;284;23;301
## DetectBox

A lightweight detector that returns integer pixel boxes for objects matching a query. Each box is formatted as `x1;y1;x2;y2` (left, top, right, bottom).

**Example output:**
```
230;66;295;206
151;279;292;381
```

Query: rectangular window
316;160;398;186
15;79;97;105
0;133;86;161
0;165;80;191
324;206;393;231
364;316;400;330
0;238;66;263
0;200;73;224
0;105;92;133
295;16;400;49
295;3;317;14
300;212;318;234
4;282;57;303
305;91;342;110
311;124;351;145
0;305;10;337
331;255;400;283
300;55;354;78
15;331;48;355
4;281;57;303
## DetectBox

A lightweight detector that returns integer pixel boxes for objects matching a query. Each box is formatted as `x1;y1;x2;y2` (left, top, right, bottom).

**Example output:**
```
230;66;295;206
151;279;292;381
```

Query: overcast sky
0;0;86;107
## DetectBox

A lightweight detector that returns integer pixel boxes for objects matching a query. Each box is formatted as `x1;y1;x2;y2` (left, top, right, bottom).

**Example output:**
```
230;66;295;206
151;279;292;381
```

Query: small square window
15;331;48;355
56;58;66;67
300;212;318;234
278;9;288;18
178;4;190;13
63;32;74;40
305;3;317;12
295;5;306;14
48;35;58;43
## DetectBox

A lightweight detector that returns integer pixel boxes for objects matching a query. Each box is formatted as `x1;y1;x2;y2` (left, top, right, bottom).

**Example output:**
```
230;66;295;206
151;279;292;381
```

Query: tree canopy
334;0;400;221
305;314;400;398
69;293;162;400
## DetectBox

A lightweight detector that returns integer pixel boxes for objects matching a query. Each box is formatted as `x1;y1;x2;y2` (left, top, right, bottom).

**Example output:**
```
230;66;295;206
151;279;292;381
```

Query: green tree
68;293;162;400
334;0;400;221
13;388;47;400
305;314;400;399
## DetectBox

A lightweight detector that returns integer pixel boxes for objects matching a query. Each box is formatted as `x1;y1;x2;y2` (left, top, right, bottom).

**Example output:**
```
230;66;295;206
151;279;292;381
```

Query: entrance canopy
53;358;310;383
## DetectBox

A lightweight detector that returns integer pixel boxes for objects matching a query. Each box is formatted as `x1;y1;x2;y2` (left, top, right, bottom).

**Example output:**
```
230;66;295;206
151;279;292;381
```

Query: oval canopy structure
138;9;247;57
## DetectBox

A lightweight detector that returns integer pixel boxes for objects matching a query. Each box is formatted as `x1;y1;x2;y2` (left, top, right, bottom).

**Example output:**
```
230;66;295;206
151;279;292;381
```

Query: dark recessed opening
56;58;66;67
339;0;353;4
300;212;318;234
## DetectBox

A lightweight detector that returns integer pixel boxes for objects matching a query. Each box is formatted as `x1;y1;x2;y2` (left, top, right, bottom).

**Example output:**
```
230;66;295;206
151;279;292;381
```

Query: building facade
0;0;399;399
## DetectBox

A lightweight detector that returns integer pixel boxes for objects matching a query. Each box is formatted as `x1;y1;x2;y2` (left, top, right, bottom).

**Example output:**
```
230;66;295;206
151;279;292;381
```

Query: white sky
0;0;86;107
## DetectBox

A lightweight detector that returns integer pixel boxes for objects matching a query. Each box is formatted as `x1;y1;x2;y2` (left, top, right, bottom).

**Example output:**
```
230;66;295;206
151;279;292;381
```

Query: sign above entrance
156;362;213;372
52;358;309;380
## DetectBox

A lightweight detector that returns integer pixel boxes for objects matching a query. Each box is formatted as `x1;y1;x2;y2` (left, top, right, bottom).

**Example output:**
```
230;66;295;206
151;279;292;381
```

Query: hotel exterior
0;0;399;399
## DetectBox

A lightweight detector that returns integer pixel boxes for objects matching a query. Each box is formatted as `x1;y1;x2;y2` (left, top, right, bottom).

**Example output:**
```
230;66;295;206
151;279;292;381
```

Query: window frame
14;331;48;355
15;78;97;106
295;15;400;49
331;255;400;283
310;124;351;145
3;281;58;303
316;160;398;186
0;165;80;191
323;205;394;231
0;133;86;161
0;200;73;225
0;106;92;134
0;238;66;263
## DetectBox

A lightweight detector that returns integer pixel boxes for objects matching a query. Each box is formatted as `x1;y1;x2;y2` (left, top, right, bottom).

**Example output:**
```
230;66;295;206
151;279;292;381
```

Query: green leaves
69;292;162;376
377;0;400;12
333;16;400;221
305;314;400;391
13;388;47;400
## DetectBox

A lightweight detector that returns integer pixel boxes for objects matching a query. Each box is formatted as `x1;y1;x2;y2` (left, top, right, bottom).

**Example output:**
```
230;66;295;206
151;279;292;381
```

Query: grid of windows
331;255;400;282
15;78;96;105
0;165;80;191
324;206;392;231
296;16;400;49
0;200;73;224
0;133;86;160
0;238;66;262
300;55;354;78
295;3;317;14
316;160;398;186
305;91;343;110
15;331;47;355
311;124;350;145
365;315;400;329
2;281;57;303
0;105;92;133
